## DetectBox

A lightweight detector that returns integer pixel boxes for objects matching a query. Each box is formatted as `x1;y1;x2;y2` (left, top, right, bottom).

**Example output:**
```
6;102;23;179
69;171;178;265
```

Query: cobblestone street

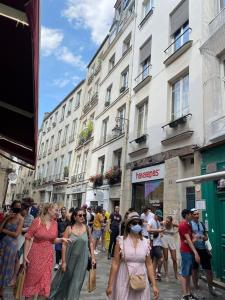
4;251;225;299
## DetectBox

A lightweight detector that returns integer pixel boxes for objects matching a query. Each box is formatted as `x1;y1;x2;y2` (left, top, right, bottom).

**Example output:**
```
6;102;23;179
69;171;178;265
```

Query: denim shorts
181;252;194;277
92;229;102;240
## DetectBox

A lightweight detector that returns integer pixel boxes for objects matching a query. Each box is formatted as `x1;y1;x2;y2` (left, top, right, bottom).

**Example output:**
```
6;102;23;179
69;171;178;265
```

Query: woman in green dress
49;208;96;300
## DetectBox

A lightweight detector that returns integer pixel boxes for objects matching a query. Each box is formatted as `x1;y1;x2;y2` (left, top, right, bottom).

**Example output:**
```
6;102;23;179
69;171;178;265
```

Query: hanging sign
132;163;165;183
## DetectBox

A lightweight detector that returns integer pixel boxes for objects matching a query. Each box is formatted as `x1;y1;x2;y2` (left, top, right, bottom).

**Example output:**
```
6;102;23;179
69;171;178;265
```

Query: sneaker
208;285;218;297
54;264;59;270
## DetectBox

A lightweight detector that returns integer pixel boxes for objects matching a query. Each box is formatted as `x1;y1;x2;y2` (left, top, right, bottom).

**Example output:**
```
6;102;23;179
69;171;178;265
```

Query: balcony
133;65;152;93
87;73;94;85
82;95;98;115
61;138;67;147
55;143;59;151
91;92;98;105
70;173;85;183
209;7;225;37
94;63;101;76
164;28;192;66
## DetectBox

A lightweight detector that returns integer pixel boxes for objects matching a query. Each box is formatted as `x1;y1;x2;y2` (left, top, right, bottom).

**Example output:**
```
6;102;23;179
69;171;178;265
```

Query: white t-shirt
148;218;163;247
141;212;154;237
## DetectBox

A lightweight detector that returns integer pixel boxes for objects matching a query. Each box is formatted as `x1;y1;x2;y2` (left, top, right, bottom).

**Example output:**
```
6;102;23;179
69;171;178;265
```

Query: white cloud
52;74;82;88
56;47;86;69
63;0;115;45
41;26;64;56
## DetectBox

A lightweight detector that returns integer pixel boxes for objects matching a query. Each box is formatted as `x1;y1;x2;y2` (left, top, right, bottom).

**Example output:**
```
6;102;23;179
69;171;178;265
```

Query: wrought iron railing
135;64;152;85
164;28;192;59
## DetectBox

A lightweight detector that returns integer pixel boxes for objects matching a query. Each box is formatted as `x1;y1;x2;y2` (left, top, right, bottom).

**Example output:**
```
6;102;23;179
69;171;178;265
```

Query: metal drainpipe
120;4;137;216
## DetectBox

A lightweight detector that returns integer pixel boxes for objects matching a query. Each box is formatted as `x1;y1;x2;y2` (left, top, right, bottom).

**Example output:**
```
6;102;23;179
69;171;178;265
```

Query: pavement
4;250;225;299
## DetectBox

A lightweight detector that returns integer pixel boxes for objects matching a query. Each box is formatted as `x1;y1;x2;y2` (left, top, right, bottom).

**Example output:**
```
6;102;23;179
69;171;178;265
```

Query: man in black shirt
108;206;122;259
54;207;70;270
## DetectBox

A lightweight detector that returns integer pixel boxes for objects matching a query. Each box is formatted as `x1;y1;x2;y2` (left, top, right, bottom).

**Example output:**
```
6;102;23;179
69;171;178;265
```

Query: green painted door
216;193;225;281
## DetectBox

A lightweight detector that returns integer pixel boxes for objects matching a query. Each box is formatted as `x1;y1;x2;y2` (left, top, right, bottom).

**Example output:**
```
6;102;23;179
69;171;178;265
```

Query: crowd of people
0;199;219;300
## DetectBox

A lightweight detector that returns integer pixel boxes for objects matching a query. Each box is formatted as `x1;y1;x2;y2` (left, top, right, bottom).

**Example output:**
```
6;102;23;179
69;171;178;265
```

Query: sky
39;0;115;124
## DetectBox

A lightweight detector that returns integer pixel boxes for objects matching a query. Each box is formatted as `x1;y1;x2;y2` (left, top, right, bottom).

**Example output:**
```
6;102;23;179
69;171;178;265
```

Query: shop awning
0;0;39;166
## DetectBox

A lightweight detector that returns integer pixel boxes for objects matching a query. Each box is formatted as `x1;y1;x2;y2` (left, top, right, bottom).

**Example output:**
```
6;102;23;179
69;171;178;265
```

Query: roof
42;79;85;123
87;35;109;68
0;0;40;166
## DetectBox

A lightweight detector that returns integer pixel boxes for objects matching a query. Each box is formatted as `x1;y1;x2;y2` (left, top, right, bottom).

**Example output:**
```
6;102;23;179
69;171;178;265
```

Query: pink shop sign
132;163;165;183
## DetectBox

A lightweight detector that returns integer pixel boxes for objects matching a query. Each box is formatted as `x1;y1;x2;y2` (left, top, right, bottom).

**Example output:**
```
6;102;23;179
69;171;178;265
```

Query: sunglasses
130;220;142;226
78;213;86;218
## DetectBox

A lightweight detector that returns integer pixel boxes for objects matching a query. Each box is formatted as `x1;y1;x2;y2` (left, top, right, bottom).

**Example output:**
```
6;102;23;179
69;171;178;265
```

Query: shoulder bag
123;237;146;291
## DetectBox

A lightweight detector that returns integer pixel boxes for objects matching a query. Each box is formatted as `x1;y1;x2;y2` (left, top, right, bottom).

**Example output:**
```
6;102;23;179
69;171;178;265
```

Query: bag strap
200;221;206;234
86;225;91;253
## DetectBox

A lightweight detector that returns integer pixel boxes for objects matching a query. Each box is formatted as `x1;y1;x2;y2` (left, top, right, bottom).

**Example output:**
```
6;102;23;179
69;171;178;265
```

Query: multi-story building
14;165;34;201
33;80;85;205
88;0;135;211
0;155;14;206
122;0;204;221
68;37;109;209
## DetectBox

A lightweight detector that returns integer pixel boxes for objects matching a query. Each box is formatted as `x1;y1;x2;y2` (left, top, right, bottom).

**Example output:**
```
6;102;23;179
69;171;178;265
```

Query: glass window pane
182;75;189;114
172;81;181;119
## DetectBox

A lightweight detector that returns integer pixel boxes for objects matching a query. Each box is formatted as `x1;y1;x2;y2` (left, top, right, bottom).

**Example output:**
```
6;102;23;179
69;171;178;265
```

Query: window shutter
139;38;151;64
170;0;189;35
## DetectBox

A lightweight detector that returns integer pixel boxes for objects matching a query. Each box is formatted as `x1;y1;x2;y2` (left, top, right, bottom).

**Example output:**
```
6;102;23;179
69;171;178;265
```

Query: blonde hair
40;203;57;224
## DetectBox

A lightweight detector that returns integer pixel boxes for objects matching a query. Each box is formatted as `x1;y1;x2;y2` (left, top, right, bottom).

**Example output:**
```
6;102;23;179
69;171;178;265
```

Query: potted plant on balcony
105;166;122;185
89;174;103;187
78;121;93;146
64;166;69;178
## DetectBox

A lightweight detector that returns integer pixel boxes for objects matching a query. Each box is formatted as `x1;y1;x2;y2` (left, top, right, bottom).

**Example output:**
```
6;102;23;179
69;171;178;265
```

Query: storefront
65;184;87;209
131;163;165;213
201;144;225;282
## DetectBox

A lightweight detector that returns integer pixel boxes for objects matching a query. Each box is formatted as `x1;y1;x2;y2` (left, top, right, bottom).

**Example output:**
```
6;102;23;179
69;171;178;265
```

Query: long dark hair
123;219;143;240
70;207;85;226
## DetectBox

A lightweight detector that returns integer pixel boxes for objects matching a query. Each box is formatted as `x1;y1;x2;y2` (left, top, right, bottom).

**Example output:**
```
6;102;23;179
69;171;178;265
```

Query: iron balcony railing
164;28;192;59
209;7;225;36
70;172;86;183
135;64;152;85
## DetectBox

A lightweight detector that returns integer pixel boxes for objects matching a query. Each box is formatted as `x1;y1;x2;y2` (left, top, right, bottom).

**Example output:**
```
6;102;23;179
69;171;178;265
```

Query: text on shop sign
132;163;165;183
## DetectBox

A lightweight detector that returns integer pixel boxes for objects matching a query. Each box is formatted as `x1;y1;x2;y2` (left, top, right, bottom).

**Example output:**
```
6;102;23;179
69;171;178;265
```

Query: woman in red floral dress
22;203;70;300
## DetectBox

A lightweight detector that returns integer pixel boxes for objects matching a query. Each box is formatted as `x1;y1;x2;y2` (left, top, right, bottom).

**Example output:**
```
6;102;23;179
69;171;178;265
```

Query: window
170;0;189;51
171;74;189;120
109;54;115;71
41;164;45;178
53;159;57;175
94;80;99;94
139;38;151;79
71;119;77;138
44;140;49;155
123;0;130;9
82;151;88;173
123;33;131;55
98;156;105;175
67;98;72;115
49;135;54;152
61;105;66;122
39;142;44;158
117;105;126;133
102;118;109;144
91;64;95;75
67;151;72;168
76;90;81;108
113;149;122;168
75;155;81;175
63;125;69;143
46;162;50;178
137;101;148;137
121;68;129;89
173;21;189;51
222;60;225;98
88;89;92;102
142;0;154;18
106;84;112;105
57;130;62;145
59;155;64;175
186;186;195;210
53;111;58;125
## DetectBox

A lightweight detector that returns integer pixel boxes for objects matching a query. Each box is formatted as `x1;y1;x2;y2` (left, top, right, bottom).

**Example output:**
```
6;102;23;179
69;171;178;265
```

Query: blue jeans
181;252;194;277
